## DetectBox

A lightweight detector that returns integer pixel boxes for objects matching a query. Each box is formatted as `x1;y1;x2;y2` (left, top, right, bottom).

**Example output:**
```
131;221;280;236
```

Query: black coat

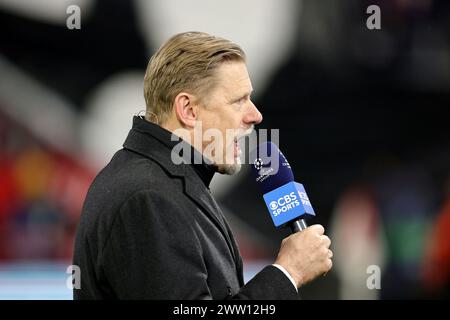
73;116;298;299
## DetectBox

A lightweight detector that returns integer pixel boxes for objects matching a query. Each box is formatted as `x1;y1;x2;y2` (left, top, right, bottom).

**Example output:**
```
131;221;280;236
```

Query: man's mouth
233;136;241;158
233;127;253;159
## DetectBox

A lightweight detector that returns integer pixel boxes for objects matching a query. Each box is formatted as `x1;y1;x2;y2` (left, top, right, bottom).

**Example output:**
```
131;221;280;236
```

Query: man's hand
274;224;332;288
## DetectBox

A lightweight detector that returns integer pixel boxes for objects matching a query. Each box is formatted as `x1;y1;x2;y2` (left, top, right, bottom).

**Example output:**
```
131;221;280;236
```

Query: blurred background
0;0;449;299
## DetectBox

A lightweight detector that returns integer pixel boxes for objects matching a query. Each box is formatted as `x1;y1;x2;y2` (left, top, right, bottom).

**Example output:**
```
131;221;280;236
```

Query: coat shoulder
77;148;185;239
89;148;183;204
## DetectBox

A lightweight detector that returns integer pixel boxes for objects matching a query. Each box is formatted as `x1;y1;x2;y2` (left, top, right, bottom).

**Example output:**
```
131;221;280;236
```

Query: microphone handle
289;219;308;233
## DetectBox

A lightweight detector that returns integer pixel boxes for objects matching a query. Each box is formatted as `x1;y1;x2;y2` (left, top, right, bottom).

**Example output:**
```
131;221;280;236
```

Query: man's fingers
327;258;333;270
321;235;331;248
323;258;333;276
310;224;324;236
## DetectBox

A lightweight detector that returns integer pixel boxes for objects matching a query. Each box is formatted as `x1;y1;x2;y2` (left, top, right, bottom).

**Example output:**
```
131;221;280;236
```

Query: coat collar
124;116;216;187
122;116;186;177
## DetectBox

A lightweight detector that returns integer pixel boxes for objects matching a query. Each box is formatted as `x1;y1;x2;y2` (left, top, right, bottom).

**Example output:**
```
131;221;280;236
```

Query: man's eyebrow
227;88;254;104
235;89;254;100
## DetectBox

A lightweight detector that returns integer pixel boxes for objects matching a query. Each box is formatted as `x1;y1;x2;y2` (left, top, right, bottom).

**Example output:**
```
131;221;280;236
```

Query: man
73;32;332;299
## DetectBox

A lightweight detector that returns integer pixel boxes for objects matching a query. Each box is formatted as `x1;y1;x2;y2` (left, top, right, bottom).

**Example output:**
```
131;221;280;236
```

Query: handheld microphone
250;142;315;233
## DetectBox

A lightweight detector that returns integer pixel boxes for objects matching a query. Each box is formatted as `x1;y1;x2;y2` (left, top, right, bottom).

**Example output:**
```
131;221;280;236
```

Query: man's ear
173;92;198;128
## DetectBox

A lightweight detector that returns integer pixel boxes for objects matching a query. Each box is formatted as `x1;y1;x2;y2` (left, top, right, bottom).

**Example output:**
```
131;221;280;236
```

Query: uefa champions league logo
254;158;263;170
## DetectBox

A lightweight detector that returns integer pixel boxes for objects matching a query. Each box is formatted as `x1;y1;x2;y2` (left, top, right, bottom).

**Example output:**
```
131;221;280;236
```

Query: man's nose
243;101;263;125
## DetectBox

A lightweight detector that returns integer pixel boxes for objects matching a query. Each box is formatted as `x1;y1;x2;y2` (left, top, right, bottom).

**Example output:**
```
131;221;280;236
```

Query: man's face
195;61;263;175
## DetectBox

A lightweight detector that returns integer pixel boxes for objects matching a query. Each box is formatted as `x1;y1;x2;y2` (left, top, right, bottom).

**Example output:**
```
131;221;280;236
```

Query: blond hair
143;32;246;124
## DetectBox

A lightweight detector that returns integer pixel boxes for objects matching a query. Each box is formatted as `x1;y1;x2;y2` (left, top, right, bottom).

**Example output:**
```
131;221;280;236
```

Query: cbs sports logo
269;192;301;217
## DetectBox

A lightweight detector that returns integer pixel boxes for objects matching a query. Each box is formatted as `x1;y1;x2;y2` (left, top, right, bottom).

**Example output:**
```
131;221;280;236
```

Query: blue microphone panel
262;182;315;227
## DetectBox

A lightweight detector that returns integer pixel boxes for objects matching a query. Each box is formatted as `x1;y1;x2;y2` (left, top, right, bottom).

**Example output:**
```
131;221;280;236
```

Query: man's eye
236;97;247;105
